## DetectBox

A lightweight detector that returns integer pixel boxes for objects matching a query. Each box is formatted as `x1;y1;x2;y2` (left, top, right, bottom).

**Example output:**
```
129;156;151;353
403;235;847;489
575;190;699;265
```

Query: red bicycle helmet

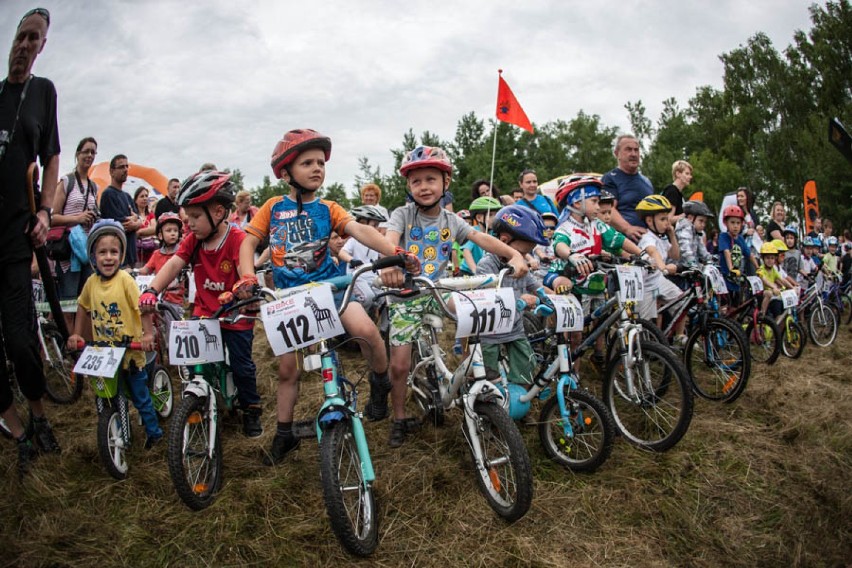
555;176;602;210
398;146;453;177
271;129;332;179
722;204;745;220
156;212;183;237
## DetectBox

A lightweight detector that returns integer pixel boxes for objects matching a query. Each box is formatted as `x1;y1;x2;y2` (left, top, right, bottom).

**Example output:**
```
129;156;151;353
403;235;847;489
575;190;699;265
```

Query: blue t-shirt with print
601;167;654;228
718;231;751;292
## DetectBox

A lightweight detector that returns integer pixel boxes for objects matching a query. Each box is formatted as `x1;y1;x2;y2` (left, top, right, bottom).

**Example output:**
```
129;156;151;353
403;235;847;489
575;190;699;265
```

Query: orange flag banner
496;71;533;133
803;179;819;234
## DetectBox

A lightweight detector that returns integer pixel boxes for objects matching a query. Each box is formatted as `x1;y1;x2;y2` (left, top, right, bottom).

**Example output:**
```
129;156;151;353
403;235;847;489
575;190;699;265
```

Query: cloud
2;0;819;196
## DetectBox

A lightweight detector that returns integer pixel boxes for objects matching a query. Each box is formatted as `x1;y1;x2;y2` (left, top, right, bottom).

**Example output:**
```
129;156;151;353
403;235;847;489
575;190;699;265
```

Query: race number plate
135;274;154;293
704;265;728;295
169;320;225;364
261;283;344;355
452;288;516;339
547;294;584;332
616;265;645;303
73;345;126;378
780;289;800;308
746;276;764;293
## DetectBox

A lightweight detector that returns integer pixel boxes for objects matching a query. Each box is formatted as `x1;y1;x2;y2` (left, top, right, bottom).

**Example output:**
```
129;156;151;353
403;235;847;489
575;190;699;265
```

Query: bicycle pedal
292;420;315;440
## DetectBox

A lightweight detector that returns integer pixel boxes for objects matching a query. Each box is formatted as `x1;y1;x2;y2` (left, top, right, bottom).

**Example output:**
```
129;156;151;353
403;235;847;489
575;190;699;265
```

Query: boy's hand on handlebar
508;254;528;278
380;267;405;288
67;334;84;351
139;288;158;313
233;275;259;299
141;333;155;352
569;254;594;277
394;247;421;275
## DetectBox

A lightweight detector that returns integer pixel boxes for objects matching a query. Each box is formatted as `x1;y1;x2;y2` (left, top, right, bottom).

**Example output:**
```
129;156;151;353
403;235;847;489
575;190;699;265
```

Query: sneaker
17;438;38;479
144;435;163;450
672;334;688;349
263;434;300;466
30;415;61;454
242;405;263;438
364;372;391;422
388;419;409;448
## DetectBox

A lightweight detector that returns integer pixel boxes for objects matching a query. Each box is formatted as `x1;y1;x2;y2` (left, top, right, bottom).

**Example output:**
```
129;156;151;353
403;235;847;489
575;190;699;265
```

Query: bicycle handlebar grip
371;254;407;272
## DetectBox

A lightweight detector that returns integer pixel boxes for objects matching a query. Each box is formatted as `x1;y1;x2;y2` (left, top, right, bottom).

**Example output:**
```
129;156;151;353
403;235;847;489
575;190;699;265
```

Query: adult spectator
601;134;654;241
99;154;142;267
707;229;719;255
661;159;692;220
154;177;180;218
471;179;513;206
359;183;389;219
0;7;62;475
806;216;822;240
134;186;157;265
52;137;99;301
734;187;759;274
515;169;558;216
511;187;524;202
229;189;259;229
765;201;786;242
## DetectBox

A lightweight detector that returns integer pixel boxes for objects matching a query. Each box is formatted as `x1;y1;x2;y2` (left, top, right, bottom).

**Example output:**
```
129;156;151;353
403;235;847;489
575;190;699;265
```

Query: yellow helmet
770;239;788;252
760;242;779;255
635;194;673;215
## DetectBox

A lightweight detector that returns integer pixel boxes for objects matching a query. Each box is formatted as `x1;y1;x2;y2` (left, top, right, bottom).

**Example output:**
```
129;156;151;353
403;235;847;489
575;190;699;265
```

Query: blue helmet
811;236;823;248
826;236;838;246
491;205;549;246
802;236;815;247
87;219;127;275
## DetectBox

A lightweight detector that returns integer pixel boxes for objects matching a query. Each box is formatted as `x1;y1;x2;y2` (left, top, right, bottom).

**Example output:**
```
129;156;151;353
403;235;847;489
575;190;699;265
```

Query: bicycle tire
684;318;751;403
167;394;222;510
742;315;782;365
843;293;852;325
604;341;694;452
319;420;379;557
605;318;668;363
808;305;837;347
0;417;12;439
97;401;129;480
148;365;174;419
780;317;806;359
42;324;83;404
465;401;533;522
538;388;614;472
410;339;444;427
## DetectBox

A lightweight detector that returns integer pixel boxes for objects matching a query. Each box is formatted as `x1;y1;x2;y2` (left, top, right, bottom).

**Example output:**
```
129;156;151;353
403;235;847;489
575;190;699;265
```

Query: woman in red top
135;186;158;265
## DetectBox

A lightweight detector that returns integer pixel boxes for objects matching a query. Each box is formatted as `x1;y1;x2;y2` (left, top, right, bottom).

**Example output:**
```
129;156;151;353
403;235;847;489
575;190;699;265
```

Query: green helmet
469;196;501;213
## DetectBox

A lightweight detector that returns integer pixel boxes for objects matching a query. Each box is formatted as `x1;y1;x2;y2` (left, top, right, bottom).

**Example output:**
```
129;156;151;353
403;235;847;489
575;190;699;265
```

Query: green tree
319;182;352;210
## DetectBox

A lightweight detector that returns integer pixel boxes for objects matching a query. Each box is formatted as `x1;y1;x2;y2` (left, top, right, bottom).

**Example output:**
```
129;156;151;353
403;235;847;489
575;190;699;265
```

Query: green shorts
482;339;535;385
387;294;449;347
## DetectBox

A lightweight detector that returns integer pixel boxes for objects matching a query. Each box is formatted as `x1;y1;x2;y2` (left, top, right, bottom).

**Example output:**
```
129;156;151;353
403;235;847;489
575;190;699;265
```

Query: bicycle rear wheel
684;318;751;402
409;339;444;427
808;305;837;347
742;315;781;365
148;365;174;419
538;388;614;472
320;420;379;557
604;342;694;452
167;394;222;510
465;401;533;522
97;398;129;480
780;317;806;359
42;323;82;404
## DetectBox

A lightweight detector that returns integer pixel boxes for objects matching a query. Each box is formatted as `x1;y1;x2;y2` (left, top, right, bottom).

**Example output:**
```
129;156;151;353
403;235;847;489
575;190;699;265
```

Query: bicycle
723;278;782;365
378;268;534;521
32;279;82;404
799;273;837;347
776;290;807;359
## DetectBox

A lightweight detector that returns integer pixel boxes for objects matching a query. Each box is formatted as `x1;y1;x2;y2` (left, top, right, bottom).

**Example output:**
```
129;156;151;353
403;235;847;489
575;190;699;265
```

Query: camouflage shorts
387;293;450;347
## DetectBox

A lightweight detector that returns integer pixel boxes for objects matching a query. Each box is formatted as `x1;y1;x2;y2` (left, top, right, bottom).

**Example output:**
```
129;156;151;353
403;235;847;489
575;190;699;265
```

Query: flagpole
488;70;502;195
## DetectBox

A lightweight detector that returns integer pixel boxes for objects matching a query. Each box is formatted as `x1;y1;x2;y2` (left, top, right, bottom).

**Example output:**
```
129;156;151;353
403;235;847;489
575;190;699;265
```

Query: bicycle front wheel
605;342;694;452
808;305;837;347
410;339;444;427
780;317;806;359
97;400;129;480
538;388;614;472
684;318;751;402
465;402;533;522
743;315;782;365
42;323;82;404
167;394;222;510
148;365;174;419
320;420;379;557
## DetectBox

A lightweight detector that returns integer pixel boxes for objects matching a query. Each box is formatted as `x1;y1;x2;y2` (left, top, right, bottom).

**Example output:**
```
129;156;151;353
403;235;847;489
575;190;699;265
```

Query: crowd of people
3;8;851;481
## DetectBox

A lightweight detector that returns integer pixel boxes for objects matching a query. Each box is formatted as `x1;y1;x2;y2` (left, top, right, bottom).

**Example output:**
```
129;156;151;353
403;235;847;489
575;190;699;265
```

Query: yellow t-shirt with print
78;270;146;370
757;264;783;288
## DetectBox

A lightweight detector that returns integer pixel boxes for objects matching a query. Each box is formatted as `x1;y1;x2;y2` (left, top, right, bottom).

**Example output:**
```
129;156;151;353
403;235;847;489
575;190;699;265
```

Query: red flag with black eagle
495;71;533;133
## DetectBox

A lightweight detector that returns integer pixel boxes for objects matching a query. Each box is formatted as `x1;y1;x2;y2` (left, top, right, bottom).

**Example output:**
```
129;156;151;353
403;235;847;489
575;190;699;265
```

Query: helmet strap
411;190;445;211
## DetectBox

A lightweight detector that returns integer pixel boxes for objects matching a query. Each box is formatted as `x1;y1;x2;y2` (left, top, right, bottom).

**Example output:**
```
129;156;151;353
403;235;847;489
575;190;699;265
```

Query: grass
2;324;851;567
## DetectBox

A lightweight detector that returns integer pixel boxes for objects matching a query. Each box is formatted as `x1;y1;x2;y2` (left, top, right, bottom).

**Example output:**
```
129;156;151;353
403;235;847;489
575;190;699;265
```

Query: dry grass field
2;323;850;567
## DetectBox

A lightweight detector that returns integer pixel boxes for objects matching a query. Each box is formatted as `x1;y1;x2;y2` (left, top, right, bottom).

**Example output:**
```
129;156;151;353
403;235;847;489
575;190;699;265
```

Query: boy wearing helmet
718;204;758;297
380;146;527;447
635;195;687;341
770;239;799;290
70;220;163;447
756;243;785;317
822;236;841;277
798;237;820;285
476;206;549;387
674;200;713;270
782;226;802;279
140;170;265;439
459;196;501;276
237;130;415;464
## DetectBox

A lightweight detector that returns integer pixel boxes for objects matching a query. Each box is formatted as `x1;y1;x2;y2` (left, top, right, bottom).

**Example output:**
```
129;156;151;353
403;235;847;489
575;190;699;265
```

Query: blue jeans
126;366;163;439
222;328;260;408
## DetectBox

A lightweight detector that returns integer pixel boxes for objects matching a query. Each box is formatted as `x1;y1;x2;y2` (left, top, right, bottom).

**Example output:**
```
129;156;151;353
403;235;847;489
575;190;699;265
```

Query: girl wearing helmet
675;200;713;270
141;170;266;439
459;196;501;275
477;205;549;388
139;212;186;309
233;130;419;462
69;219;164;447
380;146;528;447
769;239;799;290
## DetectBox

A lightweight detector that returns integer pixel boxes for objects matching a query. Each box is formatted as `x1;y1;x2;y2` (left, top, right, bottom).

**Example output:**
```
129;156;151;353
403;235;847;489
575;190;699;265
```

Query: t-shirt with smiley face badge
387;203;473;280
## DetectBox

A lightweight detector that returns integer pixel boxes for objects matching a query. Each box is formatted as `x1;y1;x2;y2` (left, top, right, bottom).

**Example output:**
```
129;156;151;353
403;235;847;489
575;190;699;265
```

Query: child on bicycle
69;220;163;448
719;204;759;302
338;205;388;312
459;196;501;276
475;205;549;386
674;200;713;269
782;225;804;279
635;195;688;344
139;171;264;439
139;212;186;331
822;236;841;278
236;129;416;464
756;242;785;317
380;145;527;447
798;236;820;285
770;239;799;290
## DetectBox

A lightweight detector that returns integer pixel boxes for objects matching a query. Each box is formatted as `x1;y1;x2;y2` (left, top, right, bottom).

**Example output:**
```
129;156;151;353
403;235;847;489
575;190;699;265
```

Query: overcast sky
3;0;822;196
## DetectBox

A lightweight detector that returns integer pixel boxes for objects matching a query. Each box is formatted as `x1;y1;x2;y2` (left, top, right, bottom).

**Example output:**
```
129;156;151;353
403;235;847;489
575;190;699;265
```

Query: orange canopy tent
88;162;169;201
